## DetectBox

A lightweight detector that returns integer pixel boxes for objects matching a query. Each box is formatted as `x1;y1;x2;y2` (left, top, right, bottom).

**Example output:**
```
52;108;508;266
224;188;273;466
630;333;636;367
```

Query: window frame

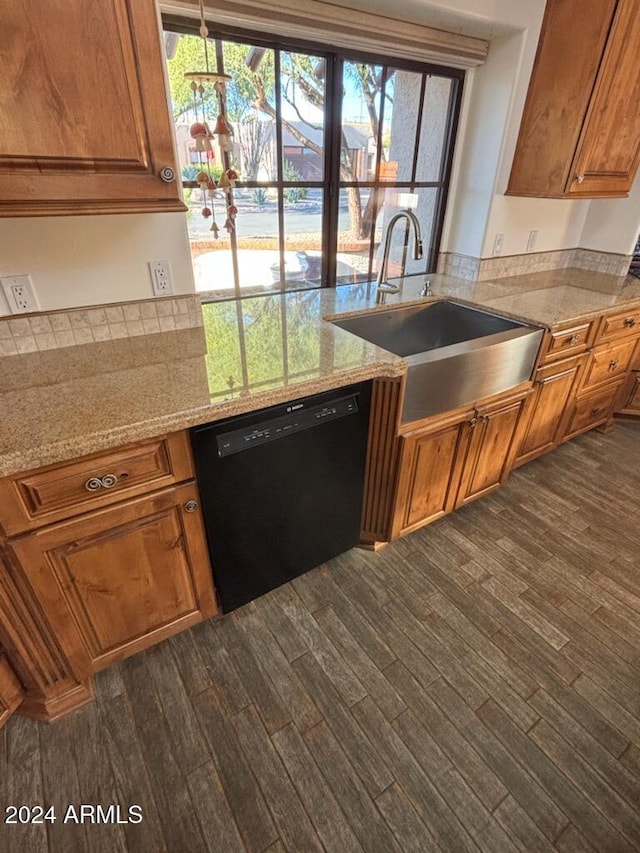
163;16;465;299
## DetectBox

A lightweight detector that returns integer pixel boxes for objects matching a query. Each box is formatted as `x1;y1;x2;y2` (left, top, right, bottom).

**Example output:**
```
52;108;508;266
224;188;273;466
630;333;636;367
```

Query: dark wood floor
2;421;640;853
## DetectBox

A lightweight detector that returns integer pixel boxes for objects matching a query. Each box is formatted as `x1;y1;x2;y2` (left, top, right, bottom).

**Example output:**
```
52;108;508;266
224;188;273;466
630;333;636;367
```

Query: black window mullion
411;74;428;185
364;66;388;284
324;53;342;288
273;50;287;290
426;77;464;271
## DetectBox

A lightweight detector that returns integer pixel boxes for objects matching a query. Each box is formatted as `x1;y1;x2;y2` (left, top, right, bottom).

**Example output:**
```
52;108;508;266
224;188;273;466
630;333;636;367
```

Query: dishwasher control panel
216;394;359;457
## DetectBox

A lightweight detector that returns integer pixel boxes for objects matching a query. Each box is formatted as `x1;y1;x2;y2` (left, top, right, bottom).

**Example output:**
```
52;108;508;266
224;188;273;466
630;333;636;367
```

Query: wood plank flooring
1;420;639;852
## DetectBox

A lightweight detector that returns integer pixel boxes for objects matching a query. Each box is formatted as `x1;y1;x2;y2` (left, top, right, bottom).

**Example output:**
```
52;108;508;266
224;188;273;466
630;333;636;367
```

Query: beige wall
0;213;195;317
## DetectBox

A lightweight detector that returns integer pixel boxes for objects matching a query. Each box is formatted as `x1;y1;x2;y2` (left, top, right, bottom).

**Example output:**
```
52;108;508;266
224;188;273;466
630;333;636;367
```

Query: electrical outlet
148;261;174;296
526;230;538;252
492;233;504;256
1;275;39;314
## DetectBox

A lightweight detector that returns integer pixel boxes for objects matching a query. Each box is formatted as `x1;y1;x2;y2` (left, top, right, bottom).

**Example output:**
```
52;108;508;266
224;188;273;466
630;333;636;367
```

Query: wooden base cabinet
0;654;24;729
391;390;528;539
514;354;586;467
7;484;217;676
617;371;640;416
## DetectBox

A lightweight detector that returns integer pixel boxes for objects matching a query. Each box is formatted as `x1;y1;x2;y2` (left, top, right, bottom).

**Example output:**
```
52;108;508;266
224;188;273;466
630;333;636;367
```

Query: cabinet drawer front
582;338;637;391
563;382;623;440
0;433;194;535
598;308;640;343
545;323;594;361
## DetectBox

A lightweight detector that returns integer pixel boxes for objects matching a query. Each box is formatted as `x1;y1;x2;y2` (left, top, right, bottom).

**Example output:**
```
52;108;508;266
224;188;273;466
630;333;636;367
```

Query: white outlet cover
148;261;174;296
492;234;504;256
1;275;39;314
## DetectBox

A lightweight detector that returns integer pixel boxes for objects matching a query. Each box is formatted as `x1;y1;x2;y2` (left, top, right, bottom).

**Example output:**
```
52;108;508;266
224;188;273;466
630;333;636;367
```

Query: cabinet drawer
0;432;194;536
544;322;594;362
562;381;623;441
581;338;637;391
598;307;640;343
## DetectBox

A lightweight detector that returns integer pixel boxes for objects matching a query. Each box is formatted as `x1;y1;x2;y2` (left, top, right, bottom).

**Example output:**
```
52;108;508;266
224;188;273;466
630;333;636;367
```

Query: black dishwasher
190;381;372;612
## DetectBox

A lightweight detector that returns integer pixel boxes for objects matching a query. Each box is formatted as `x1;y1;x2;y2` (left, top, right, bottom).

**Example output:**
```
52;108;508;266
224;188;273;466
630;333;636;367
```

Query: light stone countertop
1;267;639;478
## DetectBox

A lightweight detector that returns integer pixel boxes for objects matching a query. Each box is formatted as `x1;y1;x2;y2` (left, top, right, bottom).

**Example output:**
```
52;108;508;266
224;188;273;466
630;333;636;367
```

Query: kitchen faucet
376;210;423;305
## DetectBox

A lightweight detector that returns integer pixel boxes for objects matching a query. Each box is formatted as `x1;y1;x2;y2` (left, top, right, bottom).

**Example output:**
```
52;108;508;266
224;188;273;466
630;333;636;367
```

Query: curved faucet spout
376;210;423;304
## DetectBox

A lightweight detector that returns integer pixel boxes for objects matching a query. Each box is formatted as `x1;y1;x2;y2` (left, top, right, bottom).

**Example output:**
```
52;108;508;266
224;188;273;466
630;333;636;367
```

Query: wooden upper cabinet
0;0;184;216
507;0;640;198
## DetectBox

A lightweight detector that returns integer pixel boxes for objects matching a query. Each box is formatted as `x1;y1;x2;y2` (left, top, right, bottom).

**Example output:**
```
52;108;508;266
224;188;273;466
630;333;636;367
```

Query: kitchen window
163;21;464;300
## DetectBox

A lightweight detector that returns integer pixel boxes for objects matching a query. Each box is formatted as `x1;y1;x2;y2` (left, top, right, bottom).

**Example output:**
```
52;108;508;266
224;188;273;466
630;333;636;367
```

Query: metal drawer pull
575;174;585;184
84;474;118;492
184;500;198;513
608;359;619;371
590;407;606;417
569;334;581;344
623;317;636;327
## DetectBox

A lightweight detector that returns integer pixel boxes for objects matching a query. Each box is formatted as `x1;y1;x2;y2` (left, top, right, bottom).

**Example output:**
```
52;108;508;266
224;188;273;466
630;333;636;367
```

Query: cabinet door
568;0;640;196
0;0;183;216
616;371;640;416
392;415;470;538
456;397;525;507
0;654;24;729
514;356;584;467
9;484;218;674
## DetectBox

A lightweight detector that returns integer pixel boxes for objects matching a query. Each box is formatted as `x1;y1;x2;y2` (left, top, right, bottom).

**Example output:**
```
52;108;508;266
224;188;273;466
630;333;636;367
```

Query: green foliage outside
201;293;366;397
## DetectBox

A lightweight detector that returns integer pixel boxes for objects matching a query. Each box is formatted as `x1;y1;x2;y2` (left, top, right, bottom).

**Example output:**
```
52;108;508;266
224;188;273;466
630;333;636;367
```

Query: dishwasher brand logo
286;404;304;412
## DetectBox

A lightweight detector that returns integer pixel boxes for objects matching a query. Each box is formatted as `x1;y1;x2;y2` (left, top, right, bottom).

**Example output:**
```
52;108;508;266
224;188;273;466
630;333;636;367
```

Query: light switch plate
492;234;504;256
526;230;538;252
1;275;40;314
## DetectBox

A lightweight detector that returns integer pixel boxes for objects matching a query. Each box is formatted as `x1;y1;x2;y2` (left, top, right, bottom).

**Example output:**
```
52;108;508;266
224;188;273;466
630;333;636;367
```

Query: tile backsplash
437;248;633;281
0;295;203;357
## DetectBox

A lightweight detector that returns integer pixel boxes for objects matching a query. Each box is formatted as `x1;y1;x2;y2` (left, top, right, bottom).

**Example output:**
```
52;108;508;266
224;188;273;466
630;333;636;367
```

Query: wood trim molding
360;376;405;548
162;0;489;67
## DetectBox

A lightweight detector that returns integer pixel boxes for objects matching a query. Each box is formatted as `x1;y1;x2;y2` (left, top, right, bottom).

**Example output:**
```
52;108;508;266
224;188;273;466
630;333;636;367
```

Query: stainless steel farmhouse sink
331;300;544;422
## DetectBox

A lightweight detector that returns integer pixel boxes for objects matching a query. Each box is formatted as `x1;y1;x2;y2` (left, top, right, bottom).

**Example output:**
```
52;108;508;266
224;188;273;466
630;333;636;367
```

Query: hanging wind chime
184;0;239;237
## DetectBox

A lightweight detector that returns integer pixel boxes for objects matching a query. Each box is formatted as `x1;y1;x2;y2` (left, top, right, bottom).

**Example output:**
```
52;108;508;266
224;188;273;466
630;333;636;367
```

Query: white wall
579;172;640;255
0;213;195;317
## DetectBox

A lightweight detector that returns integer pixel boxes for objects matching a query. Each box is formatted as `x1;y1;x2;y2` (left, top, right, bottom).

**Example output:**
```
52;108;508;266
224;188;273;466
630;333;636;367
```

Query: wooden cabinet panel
581;338;637;392
616;371;640;416
545;322;594;362
598;308;640;344
514;355;584;467
392;415;470;538
0;432;194;536
456;396;526;507
0;653;24;729
507;0;640;198
568;0;640;196
0;0;184;216
8;484;218;673
562;380;624;441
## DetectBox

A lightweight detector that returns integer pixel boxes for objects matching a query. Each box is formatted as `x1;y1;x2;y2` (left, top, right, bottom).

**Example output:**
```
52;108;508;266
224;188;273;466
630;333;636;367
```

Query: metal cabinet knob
469;417;478;428
569;334;581;345
609;359;619;371
159;166;176;183
591;407;606;417
184;500;198;513
575;174;585;184
624;317;636;327
85;474;118;491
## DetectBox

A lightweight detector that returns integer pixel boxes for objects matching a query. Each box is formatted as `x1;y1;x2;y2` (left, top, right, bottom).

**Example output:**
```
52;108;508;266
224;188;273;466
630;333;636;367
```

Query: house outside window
163;22;463;300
